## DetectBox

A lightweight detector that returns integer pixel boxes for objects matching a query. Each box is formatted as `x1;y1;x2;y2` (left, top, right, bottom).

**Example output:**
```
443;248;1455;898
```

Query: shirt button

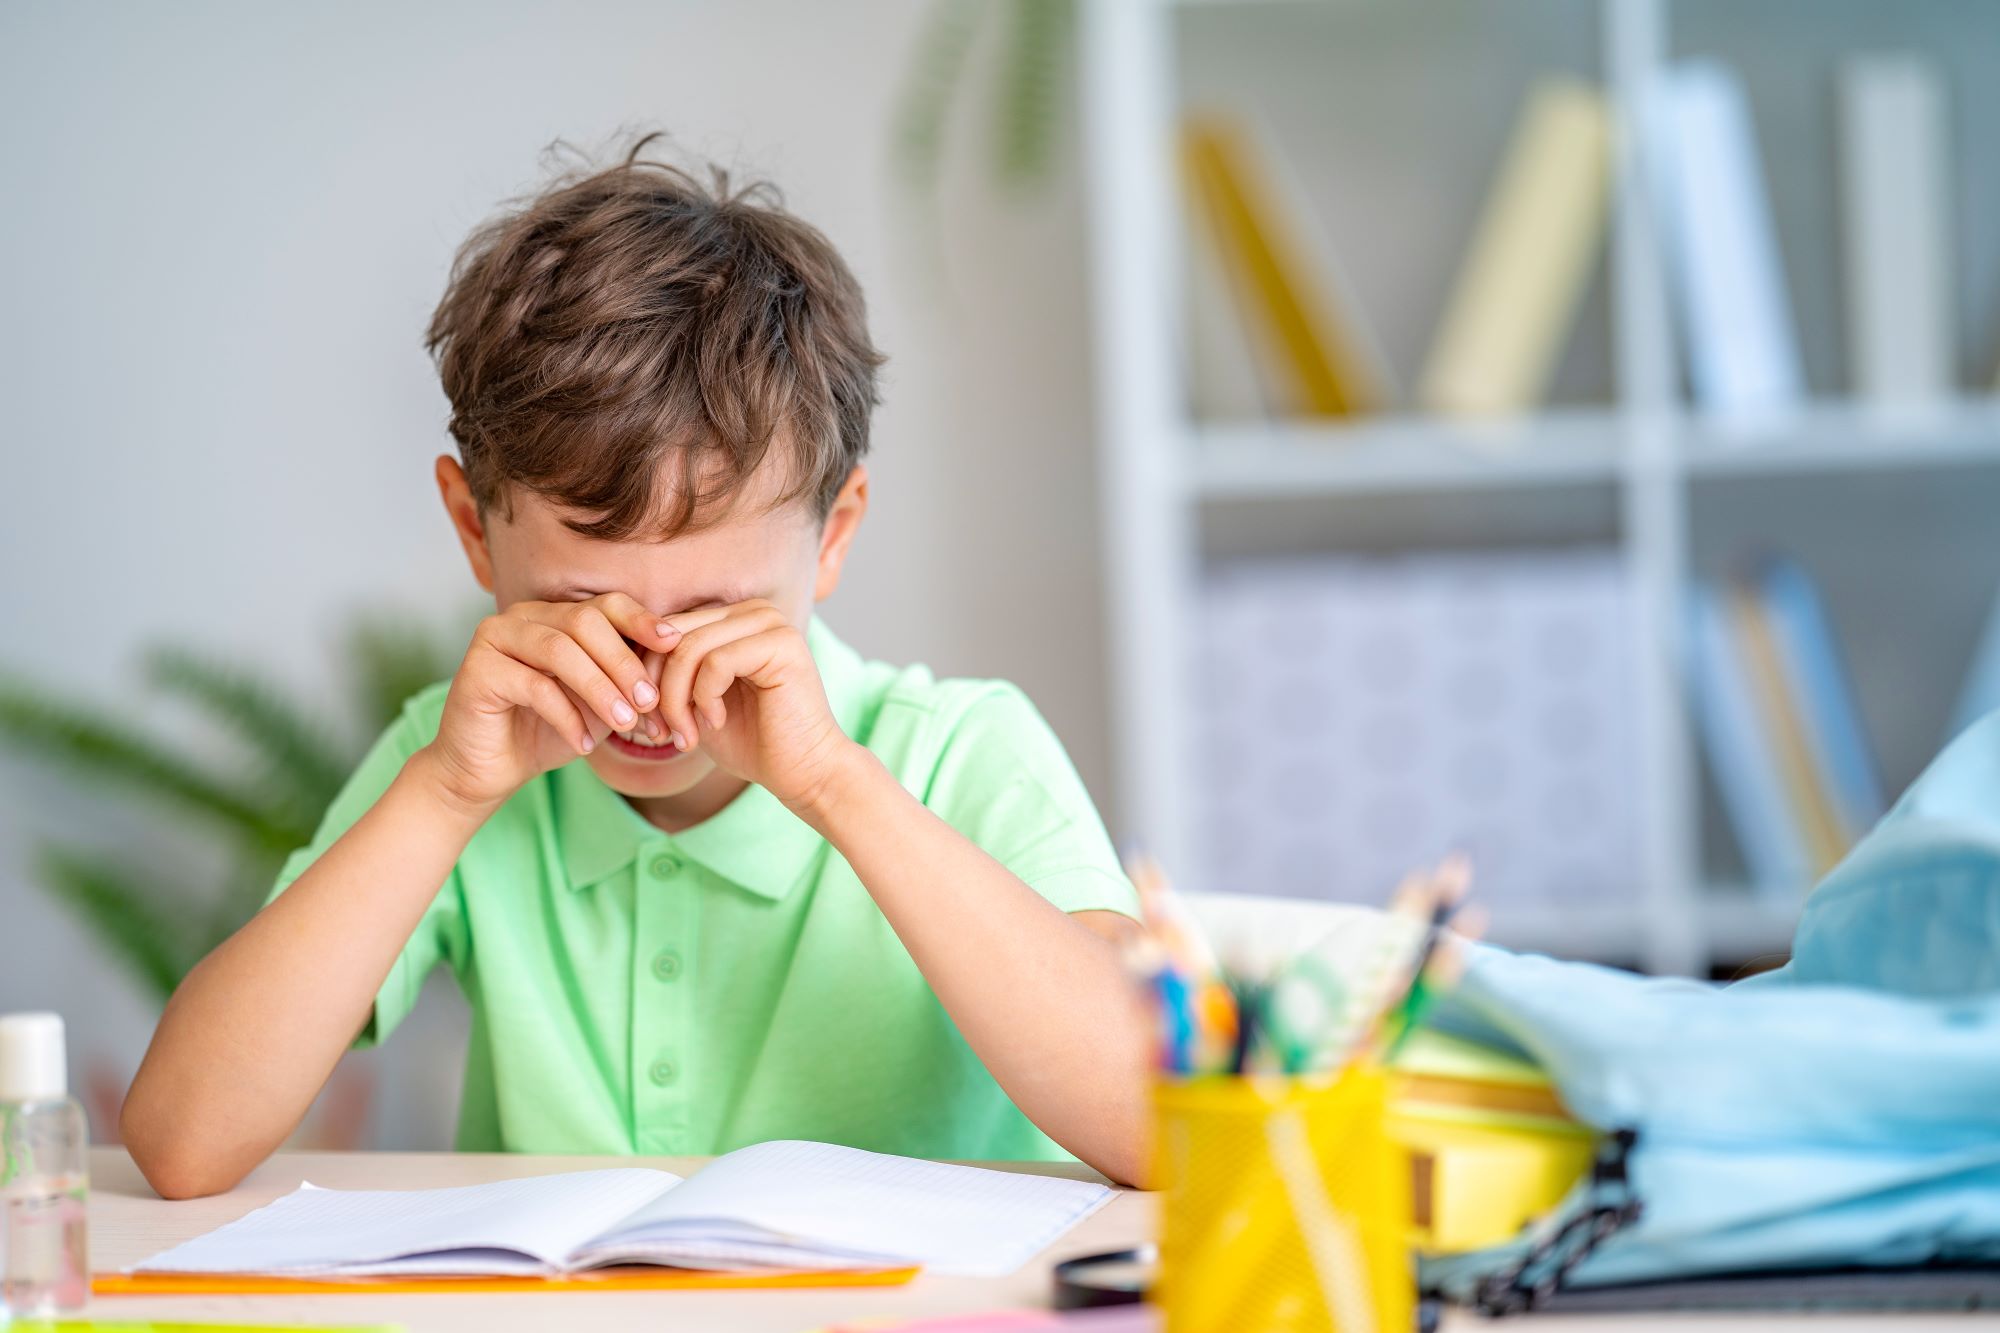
648;852;680;879
651;949;682;982
648;1056;679;1088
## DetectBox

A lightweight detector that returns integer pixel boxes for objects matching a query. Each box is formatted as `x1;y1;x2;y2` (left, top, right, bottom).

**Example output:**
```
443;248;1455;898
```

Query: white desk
83;1147;1994;1332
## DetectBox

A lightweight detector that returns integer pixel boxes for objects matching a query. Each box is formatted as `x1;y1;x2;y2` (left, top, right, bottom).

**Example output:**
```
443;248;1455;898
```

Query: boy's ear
812;465;869;602
435;455;497;594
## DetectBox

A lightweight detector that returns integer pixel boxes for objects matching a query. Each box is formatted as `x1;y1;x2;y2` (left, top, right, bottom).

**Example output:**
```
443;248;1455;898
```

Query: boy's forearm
122;747;489;1199
788;746;1155;1186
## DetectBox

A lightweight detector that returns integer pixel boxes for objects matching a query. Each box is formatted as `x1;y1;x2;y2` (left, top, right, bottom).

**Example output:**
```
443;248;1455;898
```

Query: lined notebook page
134;1168;678;1275
583;1140;1113;1278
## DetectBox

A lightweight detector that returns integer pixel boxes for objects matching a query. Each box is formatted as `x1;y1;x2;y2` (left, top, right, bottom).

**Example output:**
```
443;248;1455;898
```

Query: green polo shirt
266;618;1137;1162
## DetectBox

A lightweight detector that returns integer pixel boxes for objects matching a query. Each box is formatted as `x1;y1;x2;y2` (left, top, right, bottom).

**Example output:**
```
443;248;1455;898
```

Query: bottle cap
0;1012;68;1102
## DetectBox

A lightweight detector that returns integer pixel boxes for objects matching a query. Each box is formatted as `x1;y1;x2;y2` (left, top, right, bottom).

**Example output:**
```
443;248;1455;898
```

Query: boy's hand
653;600;853;810
425;594;679;814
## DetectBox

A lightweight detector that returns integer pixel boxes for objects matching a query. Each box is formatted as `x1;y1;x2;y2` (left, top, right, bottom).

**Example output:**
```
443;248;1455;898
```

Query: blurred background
4;0;1998;1150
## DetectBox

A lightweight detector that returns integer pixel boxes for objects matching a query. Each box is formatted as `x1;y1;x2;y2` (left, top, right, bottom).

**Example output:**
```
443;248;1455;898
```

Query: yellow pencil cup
1151;1065;1413;1333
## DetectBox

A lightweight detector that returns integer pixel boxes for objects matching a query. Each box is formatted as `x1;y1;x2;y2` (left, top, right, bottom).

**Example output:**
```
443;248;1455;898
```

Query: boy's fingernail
670;731;688;751
581;735;594;753
656;622;679;641
633;681;657;708
613;701;636;727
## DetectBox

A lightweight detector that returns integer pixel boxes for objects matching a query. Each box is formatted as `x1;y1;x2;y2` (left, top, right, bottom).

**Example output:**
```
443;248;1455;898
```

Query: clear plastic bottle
0;1012;88;1321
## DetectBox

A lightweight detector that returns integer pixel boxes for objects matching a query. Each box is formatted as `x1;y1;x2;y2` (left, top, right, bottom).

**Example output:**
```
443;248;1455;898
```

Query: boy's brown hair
425;133;884;539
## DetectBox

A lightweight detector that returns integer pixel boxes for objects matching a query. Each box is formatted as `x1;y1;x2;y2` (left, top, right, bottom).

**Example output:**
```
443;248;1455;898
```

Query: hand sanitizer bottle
0;1013;88;1319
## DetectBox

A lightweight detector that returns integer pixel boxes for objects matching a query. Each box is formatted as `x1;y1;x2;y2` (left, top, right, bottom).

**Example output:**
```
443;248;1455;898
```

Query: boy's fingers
483;614;638;735
657;604;787;746
658;603;732;639
691;629;792;732
695;691;726;734
487;656;594;755
689;652;734;734
639;650;672;740
589;592;684;657
520;601;655;717
554;678;608;743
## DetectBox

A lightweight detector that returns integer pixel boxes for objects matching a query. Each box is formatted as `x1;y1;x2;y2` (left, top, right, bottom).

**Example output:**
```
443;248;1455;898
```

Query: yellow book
1392;1020;1560;1104
1388;1028;1571;1127
1388;1113;1596;1253
1181;113;1388;418
1181;142;1280;420
1385;1030;1595;1253
1419;79;1613;418
1730;582;1848;874
1388;1027;1547;1087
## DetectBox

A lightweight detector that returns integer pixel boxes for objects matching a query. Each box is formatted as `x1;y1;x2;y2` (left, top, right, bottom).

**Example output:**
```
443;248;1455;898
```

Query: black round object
1052;1246;1156;1309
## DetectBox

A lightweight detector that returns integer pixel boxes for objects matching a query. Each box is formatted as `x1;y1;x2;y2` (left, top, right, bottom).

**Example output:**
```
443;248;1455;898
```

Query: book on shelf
1839;55;1954;408
1687;559;1882;902
1755;556;1885;838
1181;136;1276;422
1180;111;1392;421
1728;582;1849;875
1648;61;1804;419
1688;583;1813;896
1418;78;1613;420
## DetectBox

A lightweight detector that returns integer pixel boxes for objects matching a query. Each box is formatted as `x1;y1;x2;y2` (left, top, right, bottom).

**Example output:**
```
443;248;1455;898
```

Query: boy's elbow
141;1164;228;1202
121;1100;244;1200
128;1138;243;1201
1063;1053;1157;1189
1122;1156;1160;1191
1072;1103;1155;1189
1092;1141;1156;1191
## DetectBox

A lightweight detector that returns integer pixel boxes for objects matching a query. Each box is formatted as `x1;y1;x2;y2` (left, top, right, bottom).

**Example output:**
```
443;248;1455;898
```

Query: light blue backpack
1421;709;2000;1310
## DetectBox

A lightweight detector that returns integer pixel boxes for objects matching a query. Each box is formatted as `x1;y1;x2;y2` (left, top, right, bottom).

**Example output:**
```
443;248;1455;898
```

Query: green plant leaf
0;680;303;856
345;613;462;736
3;608;468;1003
994;0;1074;185
892;0;987;189
31;845;199;1003
144;645;350;824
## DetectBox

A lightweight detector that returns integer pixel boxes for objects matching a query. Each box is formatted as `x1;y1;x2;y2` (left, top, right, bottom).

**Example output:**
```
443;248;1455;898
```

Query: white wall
0;0;1109;1145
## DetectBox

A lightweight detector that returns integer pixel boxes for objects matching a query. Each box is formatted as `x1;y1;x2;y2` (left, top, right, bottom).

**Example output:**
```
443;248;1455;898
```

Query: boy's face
436;453;866;802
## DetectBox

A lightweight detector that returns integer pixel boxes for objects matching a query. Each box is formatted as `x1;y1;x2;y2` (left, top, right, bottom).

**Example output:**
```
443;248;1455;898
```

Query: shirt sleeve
919;682;1140;920
263;684;466;1048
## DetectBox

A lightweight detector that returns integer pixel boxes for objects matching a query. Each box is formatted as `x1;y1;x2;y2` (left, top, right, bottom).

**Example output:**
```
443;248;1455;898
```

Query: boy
121;139;1152;1196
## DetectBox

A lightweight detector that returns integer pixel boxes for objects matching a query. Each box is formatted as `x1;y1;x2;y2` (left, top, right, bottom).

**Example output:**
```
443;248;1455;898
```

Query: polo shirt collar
552;616;867;902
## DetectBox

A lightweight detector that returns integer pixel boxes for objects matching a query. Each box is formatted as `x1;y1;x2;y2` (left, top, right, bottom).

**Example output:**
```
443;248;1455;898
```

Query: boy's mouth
607;727;688;761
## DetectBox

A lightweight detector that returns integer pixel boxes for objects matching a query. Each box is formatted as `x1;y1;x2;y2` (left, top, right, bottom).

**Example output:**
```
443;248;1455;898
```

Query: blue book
1649;62;1805;417
1755;557;1884;841
1687;584;1812;897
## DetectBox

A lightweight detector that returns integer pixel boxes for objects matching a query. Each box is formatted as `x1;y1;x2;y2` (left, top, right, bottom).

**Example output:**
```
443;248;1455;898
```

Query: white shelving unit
1080;0;2000;974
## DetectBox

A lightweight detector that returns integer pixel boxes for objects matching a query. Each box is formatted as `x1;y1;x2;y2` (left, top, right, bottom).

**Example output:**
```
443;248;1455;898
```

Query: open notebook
133;1140;1113;1281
